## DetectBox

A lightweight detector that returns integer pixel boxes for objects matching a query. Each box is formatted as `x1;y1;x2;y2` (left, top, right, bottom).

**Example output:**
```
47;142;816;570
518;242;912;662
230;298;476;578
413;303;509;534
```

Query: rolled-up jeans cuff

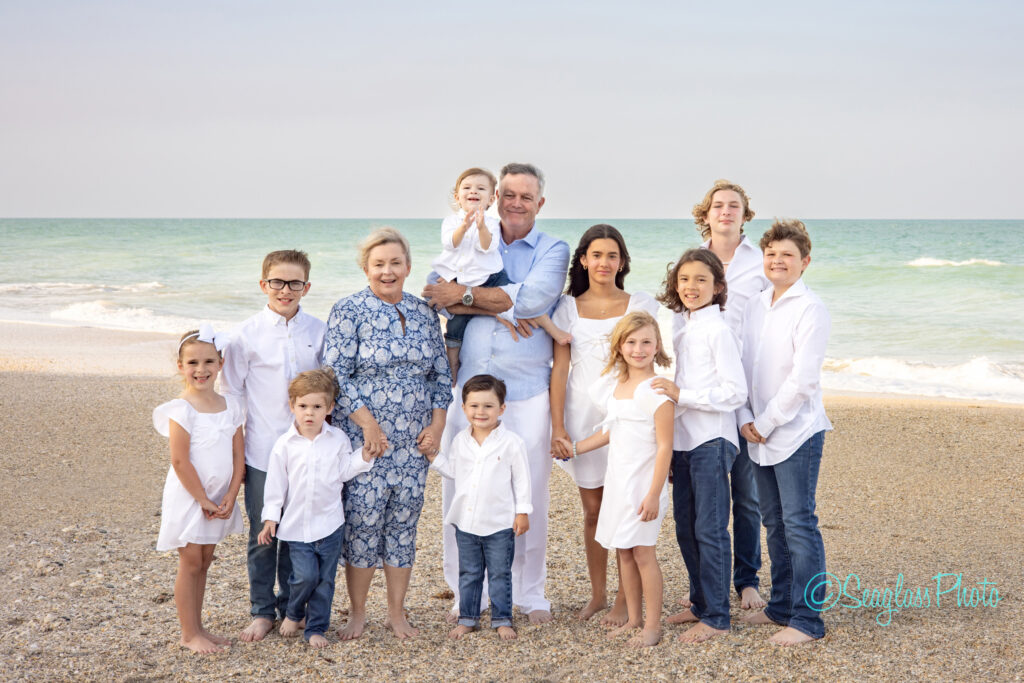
457;618;479;628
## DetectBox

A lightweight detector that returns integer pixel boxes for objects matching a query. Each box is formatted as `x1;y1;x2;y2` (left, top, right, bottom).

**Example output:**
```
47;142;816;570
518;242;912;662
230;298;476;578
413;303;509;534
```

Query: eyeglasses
263;279;307;291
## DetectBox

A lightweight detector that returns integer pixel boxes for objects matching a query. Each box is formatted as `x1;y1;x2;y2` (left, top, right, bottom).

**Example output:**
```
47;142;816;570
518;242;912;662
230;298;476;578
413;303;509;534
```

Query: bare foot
445;606;459;624
201;629;231;646
577;597;608;621
384;613;420;639
239;617;274;642
679;622;729;643
180;633;225;654
308;633;329;649
740;586;766;609
606;620;641;640
279;617;305;637
448;624;477;640
336;613;367;641
528;609;552;625
628;628;661;648
497;625;517;640
769;626;817;646
740;610;782;626
665;607;699;625
677;595;692;608
600;602;628;627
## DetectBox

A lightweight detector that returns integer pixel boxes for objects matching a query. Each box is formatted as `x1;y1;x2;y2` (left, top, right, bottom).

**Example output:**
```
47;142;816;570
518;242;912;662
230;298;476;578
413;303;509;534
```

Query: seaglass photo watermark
804;572;1002;626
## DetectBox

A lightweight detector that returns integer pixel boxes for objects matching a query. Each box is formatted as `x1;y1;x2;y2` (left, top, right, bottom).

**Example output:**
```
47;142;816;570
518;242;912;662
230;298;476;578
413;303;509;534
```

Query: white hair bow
178;323;230;353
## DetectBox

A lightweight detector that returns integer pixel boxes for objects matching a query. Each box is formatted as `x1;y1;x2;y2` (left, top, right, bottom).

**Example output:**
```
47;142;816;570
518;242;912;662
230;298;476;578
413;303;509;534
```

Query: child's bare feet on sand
448;624;477;640
497;625;517;640
337;613;367;640
606;620;641;640
528;609;552;625
769;626;817;646
740;586;766;609
181;633;225;654
600;601;628;627
384;612;419;639
678;622;729;643
239;617;274;642
445;605;459;624
279;617;305;637
201;629;231;646
577;597;608;621
740;610;781;626
665;607;699;624
628;628;661;648
308;634;330;649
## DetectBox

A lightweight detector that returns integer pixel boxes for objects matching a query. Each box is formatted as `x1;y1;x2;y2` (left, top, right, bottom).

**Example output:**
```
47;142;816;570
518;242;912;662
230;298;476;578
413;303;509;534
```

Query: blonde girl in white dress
550;224;660;624
154;327;245;653
556;311;674;648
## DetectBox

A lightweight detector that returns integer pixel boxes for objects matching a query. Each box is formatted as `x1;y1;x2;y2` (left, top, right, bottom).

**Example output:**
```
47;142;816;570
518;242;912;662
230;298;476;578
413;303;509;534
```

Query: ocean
2;218;1022;404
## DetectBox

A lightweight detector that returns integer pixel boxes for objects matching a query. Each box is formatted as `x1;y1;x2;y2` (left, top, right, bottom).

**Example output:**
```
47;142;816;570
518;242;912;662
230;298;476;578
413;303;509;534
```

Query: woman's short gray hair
357;227;411;271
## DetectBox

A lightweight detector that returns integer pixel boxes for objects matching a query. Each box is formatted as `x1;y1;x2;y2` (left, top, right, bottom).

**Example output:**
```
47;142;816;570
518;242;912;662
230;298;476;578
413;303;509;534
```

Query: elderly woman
323;227;452;640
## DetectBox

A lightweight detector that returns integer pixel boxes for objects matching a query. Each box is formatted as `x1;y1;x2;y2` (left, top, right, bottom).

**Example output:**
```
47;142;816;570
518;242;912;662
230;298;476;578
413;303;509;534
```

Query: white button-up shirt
702;235;770;337
671;306;748;451
261;422;372;543
220;305;326;471
430;211;504;287
738;280;833;466
431;423;533;537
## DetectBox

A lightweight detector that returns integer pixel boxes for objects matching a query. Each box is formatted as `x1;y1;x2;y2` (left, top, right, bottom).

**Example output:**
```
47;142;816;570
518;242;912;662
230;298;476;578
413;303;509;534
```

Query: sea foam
823;356;1024;404
49;300;231;335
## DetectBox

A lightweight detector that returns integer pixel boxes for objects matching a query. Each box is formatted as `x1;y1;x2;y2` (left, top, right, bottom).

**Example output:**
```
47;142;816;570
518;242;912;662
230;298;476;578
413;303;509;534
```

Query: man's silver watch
461;286;474;307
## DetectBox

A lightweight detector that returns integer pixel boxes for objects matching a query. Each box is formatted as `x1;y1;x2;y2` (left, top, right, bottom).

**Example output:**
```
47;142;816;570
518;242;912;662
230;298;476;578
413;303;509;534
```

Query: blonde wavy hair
602;311;671;381
692;179;755;240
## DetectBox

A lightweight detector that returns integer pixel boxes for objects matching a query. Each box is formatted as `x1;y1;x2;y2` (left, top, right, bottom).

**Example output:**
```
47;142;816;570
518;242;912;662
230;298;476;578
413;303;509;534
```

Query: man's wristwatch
461;286;474;307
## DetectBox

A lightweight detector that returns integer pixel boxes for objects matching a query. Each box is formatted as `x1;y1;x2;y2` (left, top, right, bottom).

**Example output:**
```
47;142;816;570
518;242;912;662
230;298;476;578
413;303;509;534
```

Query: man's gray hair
500;162;545;196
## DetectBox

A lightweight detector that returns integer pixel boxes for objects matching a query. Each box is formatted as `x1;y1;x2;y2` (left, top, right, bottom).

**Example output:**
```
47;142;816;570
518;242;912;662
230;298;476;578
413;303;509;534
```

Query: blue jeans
731;436;762;594
244;465;291;620
444;270;511;347
285;525;345;640
754;431;827;639
454;526;515;628
672;438;736;630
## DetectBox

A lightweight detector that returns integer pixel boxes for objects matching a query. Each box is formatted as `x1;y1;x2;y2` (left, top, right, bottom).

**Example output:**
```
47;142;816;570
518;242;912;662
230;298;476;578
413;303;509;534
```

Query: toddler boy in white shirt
220;249;327;642
736;219;833;646
424;374;532;641
258;369;377;648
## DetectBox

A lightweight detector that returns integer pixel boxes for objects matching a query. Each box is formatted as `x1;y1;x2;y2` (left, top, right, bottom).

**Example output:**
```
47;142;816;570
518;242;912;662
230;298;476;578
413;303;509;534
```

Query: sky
1;1;1022;219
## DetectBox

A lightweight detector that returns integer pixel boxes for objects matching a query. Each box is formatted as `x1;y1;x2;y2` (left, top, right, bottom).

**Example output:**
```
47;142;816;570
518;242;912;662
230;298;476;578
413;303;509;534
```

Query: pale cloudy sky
1;0;1021;218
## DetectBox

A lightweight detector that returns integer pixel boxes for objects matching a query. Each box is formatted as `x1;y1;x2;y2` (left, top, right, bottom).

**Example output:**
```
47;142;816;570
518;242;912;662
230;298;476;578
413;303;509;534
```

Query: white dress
154;397;244;551
593;377;671;550
551;291;660;488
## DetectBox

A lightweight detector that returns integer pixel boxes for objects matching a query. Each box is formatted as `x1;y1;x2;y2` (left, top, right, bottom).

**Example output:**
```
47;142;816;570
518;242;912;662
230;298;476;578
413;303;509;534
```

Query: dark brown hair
657;249;728;313
462;374;507;404
566;224;631;296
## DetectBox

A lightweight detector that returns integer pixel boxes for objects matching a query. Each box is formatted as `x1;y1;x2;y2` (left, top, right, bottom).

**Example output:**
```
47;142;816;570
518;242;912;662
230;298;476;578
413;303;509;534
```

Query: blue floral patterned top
323;287;452;457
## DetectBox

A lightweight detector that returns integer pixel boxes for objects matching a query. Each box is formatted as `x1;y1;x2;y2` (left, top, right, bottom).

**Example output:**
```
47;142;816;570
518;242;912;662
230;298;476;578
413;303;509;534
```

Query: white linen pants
441;391;552;613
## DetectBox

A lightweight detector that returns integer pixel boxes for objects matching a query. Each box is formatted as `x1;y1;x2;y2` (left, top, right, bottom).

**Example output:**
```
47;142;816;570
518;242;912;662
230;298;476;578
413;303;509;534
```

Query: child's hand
637;493;659;522
740;422;766;444
475;210;487;231
460;211;475;231
257;521;277;545
551;436;574;461
513;513;530;536
650;377;681;402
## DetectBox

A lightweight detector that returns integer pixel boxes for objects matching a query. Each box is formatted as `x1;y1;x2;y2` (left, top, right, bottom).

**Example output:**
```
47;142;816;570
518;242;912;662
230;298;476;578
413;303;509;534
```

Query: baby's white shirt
430;211;504;286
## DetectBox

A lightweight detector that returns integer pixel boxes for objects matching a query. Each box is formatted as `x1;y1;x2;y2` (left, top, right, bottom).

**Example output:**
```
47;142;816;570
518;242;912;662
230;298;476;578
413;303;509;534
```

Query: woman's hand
650;377;681;402
213;495;235;519
416;421;444;457
551;428;572;461
199;497;220;519
637;492;660;522
361;420;389;457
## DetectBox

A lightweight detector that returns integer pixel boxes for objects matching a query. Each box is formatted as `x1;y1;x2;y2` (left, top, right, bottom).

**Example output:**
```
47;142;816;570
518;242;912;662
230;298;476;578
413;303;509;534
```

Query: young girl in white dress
154;327;245;653
556;311;674;648
549;224;660;623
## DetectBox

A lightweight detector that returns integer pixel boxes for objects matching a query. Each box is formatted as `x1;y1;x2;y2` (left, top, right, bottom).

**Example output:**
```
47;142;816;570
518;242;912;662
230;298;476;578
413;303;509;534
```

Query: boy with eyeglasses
220;249;327;642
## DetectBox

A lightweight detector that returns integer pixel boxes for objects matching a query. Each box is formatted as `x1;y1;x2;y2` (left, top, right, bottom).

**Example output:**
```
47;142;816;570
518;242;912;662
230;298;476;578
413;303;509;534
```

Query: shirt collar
463;421;507;446
285;419;331;442
260;304;302;327
685;305;723;323
500;224;540;249
760;278;808;308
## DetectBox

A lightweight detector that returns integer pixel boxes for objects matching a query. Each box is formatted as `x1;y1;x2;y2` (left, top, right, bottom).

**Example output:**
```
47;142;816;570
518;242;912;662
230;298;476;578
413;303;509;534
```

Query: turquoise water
2;218;1023;402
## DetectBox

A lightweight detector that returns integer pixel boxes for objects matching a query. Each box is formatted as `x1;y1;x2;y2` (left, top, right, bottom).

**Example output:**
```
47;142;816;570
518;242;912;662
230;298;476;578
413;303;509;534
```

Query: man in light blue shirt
423;162;569;624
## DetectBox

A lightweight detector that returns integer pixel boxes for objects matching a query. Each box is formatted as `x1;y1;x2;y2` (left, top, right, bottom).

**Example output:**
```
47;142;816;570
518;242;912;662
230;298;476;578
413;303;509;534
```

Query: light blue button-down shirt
456;226;569;401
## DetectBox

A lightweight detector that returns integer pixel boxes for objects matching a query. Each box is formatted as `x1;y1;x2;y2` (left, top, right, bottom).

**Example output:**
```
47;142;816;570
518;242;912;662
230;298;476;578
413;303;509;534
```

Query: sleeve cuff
261;507;281;523
753;414;776;439
497;283;522;324
515;503;534;515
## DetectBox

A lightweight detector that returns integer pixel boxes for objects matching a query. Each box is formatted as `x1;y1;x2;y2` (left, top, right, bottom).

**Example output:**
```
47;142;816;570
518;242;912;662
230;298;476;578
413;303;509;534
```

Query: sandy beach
0;321;1021;682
